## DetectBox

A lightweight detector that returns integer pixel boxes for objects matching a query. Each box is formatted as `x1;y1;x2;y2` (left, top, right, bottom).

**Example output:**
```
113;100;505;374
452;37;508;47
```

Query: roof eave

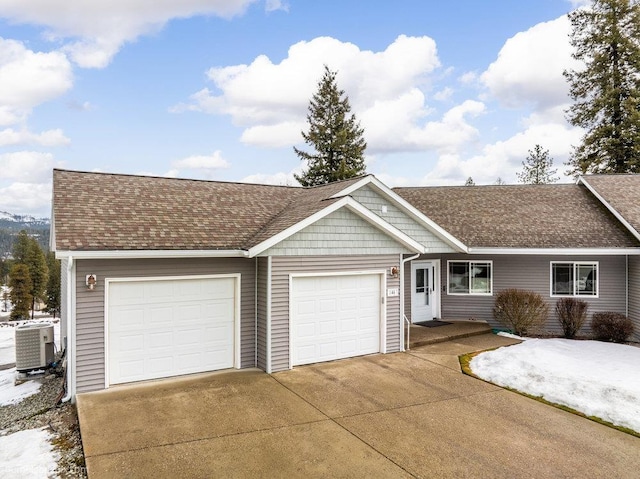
579;176;640;242
54;249;250;260
468;247;640;256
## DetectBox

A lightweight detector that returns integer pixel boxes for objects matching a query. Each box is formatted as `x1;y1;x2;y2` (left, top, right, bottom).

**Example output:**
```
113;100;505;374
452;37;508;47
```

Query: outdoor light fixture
390;266;399;278
86;274;97;291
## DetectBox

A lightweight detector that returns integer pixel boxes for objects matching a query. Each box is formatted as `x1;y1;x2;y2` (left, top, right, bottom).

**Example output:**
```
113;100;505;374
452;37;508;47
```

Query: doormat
414;321;452;328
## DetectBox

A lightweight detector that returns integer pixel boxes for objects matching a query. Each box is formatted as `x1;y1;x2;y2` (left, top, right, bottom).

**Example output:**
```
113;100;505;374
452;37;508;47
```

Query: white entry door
291;273;382;366
107;276;237;385
411;261;439;322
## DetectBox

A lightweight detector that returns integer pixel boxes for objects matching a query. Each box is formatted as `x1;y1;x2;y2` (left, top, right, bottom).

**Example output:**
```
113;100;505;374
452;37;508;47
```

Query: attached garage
290;273;384;366
106;275;239;386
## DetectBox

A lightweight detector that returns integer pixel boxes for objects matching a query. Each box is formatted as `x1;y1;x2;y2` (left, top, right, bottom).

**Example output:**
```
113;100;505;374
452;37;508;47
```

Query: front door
411;261;439;323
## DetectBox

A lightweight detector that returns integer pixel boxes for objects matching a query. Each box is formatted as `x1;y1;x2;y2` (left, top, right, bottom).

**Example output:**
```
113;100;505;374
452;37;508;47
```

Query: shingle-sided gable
580;174;640;241
394;183;640;249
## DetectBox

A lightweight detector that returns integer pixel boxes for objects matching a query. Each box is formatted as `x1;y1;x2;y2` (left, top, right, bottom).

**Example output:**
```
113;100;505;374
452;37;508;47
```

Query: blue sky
0;0;587;216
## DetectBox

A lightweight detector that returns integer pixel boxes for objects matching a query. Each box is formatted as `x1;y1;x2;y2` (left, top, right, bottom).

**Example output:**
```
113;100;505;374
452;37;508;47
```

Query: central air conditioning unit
15;323;55;372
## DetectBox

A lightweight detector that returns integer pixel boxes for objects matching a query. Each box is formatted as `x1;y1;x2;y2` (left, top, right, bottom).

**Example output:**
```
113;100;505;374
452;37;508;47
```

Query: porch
408;319;493;349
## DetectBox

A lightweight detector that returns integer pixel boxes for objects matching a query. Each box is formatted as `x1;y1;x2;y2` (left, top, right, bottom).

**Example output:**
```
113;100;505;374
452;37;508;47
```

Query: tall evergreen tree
564;0;640;174
517;145;559;184
294;65;367;186
12;230;30;263
25;237;48;318
45;251;61;318
9;263;32;321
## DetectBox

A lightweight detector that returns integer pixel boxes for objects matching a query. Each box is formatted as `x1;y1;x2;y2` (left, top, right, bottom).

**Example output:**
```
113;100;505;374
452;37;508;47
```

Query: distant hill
0;212;50;257
0;211;50;229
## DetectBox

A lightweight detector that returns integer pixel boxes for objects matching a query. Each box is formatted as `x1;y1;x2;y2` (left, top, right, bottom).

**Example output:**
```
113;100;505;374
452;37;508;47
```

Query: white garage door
291;273;381;366
107;276;236;385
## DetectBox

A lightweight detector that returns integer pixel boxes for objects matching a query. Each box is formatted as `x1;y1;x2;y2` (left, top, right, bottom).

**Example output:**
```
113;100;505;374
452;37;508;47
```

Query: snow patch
471;338;640;433
0;368;42;406
0;428;59;478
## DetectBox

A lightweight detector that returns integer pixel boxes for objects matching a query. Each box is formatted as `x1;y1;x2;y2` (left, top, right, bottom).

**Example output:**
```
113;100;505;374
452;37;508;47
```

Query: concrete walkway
77;333;640;478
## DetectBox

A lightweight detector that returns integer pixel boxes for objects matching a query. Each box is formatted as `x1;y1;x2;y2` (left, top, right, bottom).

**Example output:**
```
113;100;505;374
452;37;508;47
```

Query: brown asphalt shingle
52;169;365;251
581;174;640;236
394;183;639;249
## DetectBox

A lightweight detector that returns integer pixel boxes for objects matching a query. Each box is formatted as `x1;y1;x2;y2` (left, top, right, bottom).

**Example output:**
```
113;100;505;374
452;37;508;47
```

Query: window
551;262;598;297
447;261;492;295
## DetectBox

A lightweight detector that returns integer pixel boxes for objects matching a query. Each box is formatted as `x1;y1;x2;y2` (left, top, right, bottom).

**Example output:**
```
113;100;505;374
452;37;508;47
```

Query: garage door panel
108;277;236;385
292;274;381;366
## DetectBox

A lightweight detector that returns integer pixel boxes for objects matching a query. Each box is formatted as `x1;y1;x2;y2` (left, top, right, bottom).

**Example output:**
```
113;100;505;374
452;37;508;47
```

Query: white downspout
400;253;421;351
61;256;75;403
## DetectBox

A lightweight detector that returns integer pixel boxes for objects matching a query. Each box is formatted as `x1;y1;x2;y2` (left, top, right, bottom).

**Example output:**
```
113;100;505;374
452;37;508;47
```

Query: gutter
60;256;74;403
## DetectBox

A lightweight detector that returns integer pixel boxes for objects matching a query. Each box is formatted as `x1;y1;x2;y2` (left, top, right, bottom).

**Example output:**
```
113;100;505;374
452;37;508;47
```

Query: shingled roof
52;169;365;252
394;183;640;249
580;174;640;239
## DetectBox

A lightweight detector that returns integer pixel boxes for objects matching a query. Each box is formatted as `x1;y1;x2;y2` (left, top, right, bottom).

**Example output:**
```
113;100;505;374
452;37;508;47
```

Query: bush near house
493;289;549;336
591;312;634;343
555;297;588;339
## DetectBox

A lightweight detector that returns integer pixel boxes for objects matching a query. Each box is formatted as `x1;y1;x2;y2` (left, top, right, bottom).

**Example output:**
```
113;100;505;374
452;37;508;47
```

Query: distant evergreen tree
464;177;475;186
517;145;559;184
294;65;367;186
25;237;48;318
45;252;61;318
564;0;640;174
9;263;32;321
12;230;30;262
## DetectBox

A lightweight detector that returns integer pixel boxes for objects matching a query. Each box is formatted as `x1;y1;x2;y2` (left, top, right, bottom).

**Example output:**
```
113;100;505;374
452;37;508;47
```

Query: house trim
248;196;427;257
266;256;273;374
55;249;249;260
468;247;640;256
579;176;640;242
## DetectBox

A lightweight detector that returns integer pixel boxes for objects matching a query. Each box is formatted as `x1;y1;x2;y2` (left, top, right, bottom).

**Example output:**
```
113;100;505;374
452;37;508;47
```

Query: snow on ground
0;368;41;406
471;338;640;433
0;428;60;479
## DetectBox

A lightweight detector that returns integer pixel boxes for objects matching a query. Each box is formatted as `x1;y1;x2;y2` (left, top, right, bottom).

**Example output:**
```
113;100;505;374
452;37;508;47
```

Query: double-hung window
447;261;492;295
551;262;598;297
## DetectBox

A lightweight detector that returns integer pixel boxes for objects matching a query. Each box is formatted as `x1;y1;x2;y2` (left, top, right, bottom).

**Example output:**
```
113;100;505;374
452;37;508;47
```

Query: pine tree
25;237;48;318
9;263;32;321
564;0;640;174
294;65;367;186
45;252;61;318
12;230;30;263
517;145;559;184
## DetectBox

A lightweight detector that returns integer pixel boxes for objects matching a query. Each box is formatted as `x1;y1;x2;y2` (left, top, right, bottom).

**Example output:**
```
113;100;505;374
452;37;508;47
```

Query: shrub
591;312;634;343
493;289;549;336
555;298;588;339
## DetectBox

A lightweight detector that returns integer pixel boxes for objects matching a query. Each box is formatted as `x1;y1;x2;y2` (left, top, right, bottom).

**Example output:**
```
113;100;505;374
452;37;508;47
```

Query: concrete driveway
77;334;640;478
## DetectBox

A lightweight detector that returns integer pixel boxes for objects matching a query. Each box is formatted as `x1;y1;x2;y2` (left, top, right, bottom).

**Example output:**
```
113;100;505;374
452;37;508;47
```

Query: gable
260;207;413;256
349;184;459;254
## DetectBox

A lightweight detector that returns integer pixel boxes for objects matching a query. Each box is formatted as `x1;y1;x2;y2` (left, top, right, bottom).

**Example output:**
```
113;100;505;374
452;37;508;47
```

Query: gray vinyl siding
629;256;640;341
74;257;256;393
262;208;410;256
256;257;268;371
404;254;628;336
270;255;401;372
350;185;458;253
60;258;68;350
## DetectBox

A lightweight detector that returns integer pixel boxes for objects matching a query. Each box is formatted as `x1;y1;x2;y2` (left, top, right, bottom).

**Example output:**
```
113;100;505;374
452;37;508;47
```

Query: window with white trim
551;262;598;297
447;261;492;295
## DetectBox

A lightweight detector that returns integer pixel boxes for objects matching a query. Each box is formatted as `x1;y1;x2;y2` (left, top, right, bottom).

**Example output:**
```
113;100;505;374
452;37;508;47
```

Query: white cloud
265;0;288;12
0;128;70;146
0;0;258;68
176;35;485;155
0;38;73;125
0;151;59;182
170;151;230;179
481;16;580;111
0;181;52;215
